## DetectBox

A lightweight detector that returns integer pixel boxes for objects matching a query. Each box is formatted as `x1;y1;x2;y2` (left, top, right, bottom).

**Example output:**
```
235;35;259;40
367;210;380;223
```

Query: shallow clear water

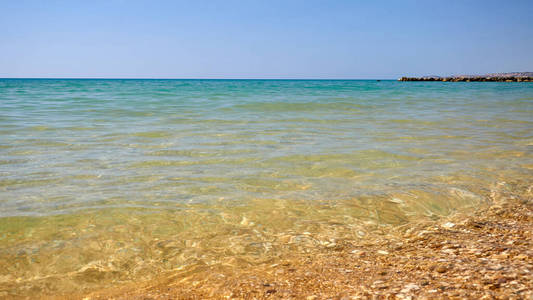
0;79;532;295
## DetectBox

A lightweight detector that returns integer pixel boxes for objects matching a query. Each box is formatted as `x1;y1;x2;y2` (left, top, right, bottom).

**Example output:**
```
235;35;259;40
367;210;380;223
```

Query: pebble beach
79;180;533;299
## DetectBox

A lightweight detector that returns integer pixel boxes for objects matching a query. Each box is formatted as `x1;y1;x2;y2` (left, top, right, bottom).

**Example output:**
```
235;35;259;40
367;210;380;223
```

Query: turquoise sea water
1;79;532;295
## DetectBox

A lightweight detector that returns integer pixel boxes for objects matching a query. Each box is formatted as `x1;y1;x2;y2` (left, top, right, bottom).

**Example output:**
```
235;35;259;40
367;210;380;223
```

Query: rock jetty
399;72;533;82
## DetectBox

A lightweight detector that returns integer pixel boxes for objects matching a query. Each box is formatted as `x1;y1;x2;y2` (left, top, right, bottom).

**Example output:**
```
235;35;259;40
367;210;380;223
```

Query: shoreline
75;181;533;299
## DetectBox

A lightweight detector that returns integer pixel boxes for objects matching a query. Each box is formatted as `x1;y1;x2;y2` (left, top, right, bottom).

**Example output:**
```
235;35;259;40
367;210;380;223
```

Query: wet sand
64;180;533;300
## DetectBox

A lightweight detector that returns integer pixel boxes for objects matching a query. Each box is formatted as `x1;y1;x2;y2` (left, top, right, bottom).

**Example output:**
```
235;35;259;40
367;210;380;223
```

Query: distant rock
398;72;533;82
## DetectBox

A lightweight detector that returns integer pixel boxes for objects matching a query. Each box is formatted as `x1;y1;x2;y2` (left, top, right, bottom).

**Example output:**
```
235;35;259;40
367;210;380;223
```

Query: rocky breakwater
399;72;533;82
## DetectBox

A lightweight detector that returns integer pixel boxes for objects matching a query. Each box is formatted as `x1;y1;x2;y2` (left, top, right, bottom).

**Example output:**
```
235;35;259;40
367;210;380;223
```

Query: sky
1;0;532;79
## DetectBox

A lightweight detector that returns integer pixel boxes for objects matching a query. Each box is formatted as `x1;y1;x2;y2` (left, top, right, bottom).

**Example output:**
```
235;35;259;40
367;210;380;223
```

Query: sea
0;79;532;296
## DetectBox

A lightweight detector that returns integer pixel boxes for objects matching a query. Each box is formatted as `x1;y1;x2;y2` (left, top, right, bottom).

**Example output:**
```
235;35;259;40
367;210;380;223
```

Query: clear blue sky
1;0;532;79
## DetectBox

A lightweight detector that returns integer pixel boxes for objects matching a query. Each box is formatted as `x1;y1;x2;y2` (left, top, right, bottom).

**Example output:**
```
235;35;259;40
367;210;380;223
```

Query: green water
0;79;532;296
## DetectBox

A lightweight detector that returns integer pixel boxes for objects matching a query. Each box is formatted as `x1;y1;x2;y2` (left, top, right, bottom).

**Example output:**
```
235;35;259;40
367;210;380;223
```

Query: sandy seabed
48;180;532;300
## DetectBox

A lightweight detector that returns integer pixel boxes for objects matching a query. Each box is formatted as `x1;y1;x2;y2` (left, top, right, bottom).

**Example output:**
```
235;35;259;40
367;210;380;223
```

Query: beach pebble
396;294;412;300
401;283;420;293
389;198;405;204
436;265;448;273
351;250;366;257
326;243;337;248
514;254;527;260
441;249;455;255
492;253;509;259
442;222;455;229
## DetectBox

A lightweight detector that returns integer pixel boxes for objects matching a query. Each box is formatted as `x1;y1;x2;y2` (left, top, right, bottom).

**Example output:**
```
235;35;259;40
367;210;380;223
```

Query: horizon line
0;77;396;80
